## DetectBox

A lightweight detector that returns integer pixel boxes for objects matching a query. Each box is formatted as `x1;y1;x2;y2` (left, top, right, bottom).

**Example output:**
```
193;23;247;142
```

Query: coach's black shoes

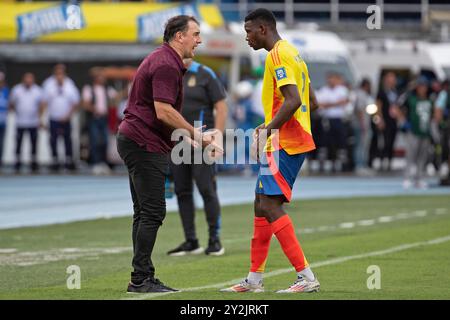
205;238;225;256
167;239;204;256
127;277;179;293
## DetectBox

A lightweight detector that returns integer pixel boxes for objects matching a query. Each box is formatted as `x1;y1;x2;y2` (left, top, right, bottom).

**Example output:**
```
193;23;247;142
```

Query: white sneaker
403;179;413;189
92;163;111;176
355;167;374;177
276;275;320;293
220;279;264;293
92;164;103;176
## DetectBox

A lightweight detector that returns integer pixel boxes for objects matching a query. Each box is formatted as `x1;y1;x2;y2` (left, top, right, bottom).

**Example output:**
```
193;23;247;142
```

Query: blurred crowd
0;64;131;175
1;64;450;187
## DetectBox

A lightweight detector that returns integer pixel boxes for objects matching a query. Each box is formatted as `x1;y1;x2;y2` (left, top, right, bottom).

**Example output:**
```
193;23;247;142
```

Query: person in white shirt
352;78;374;175
316;72;350;172
42;64;80;172
81;71;117;175
9;73;45;173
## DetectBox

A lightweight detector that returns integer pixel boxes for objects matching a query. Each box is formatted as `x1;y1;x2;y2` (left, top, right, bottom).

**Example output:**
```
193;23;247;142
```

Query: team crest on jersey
188;75;196;87
275;67;287;81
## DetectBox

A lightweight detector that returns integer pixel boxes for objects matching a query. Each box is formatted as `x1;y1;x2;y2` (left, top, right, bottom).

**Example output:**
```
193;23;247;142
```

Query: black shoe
31;162;39;173
127;277;178;293
65;162;77;171
49;163;60;173
14;161;21;173
205;238;225;256
167;239;204;256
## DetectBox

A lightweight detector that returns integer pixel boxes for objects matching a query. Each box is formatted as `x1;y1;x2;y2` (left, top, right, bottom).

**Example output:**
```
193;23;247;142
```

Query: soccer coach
117;15;218;293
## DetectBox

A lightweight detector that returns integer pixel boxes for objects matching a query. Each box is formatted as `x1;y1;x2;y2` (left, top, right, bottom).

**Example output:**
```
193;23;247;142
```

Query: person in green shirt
400;77;434;189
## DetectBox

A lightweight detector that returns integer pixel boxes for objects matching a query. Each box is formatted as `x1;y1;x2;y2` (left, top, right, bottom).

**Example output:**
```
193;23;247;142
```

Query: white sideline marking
124;234;450;300
0;247;131;266
378;216;393;223
296;208;447;237
413;210;428;217
339;222;355;229
224;208;449;244
357;219;375;226
395;213;409;220
0;249;17;253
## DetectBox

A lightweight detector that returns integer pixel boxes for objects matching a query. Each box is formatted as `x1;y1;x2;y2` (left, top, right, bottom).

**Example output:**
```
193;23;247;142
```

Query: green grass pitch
0;194;449;300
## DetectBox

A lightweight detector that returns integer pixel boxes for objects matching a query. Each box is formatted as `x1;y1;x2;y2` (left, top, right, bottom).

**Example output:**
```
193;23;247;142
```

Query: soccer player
221;8;320;293
117;15;221;293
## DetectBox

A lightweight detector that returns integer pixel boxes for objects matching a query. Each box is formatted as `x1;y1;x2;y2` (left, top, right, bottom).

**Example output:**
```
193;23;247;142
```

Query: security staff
167;58;228;257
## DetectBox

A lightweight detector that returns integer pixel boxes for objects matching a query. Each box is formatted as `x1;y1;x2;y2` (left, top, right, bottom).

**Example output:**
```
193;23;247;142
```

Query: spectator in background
82;71;117;175
230;80;253;173
232;80;254;132
352;78;374;175
9;73;45;173
435;79;450;185
428;78;443;174
42;64;80;172
430;79;442;103
370;72;399;171
316;72;350;172
0;72;9;170
399;77;434;189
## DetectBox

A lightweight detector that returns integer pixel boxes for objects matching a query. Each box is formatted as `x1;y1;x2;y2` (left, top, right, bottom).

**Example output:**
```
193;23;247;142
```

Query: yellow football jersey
261;39;315;155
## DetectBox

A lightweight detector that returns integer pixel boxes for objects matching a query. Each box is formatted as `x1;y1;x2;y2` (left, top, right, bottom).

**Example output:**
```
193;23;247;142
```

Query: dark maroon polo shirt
118;43;186;154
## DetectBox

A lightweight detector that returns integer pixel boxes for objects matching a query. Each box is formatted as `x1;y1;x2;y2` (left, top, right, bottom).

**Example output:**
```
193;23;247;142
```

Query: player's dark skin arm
264;84;301;135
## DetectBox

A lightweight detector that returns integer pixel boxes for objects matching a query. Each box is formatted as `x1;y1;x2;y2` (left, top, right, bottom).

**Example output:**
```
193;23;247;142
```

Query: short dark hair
244;8;276;28
163;15;199;43
53;63;66;74
360;78;371;90
327;71;341;78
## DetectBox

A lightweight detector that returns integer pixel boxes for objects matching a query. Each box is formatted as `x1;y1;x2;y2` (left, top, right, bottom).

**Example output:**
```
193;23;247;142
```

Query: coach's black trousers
116;133;168;283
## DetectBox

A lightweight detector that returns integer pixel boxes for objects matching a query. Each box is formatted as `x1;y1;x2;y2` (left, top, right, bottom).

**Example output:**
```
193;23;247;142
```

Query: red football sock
250;217;273;273
271;215;308;272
